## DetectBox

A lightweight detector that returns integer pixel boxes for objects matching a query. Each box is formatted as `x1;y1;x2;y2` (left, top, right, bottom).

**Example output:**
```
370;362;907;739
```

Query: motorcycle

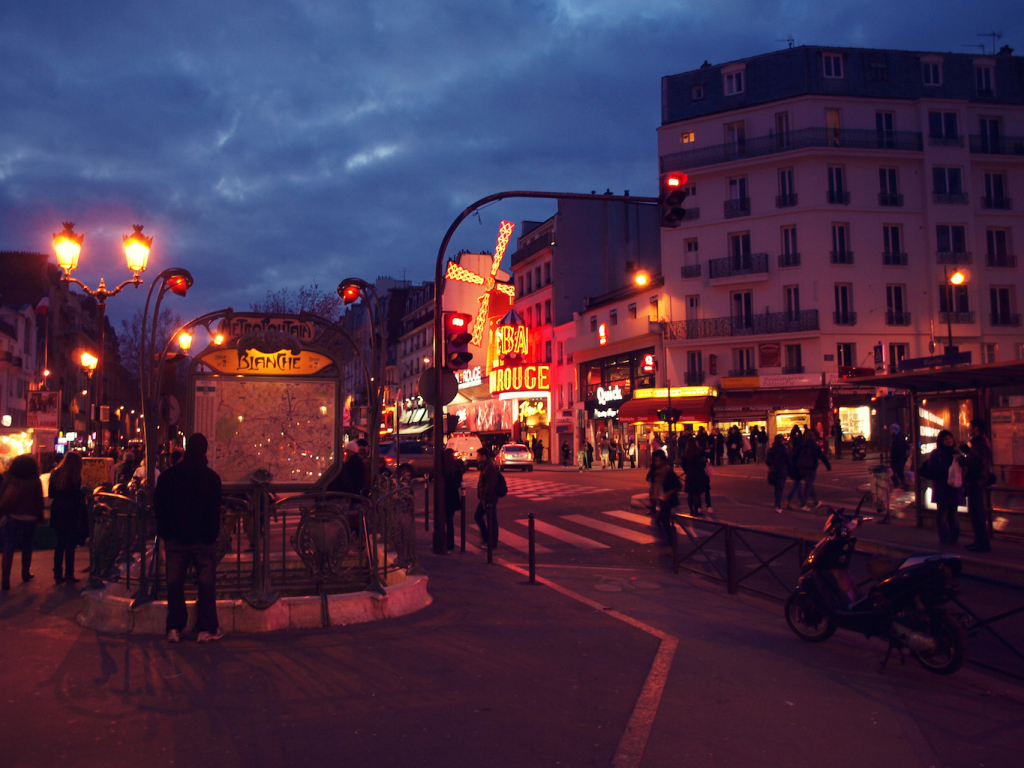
784;500;967;674
851;435;868;461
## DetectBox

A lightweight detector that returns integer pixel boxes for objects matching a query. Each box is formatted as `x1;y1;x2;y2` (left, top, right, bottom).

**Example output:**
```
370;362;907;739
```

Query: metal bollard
424;478;430;531
528;513;536;584
460;487;466;552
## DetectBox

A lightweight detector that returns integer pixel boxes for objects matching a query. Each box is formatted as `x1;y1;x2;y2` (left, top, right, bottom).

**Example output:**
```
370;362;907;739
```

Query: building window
936;224;967;255
987;228;1012;266
984;343;998;364
983;172;1007;208
525;272;532;293
823;53;843;78
649;296;659;320
827;166;847;204
976;64;994;96
876;111;896;148
775;111;791;148
886;285;909;325
691;84;704;101
784;284;800;321
928;111;960;144
781;226;798;267
834;284;854;324
888;344;908;373
628;303;636;320
922;60;942;86
589;315;597;332
732;290;753;328
557;341;563;366
979;117;1001;152
544;300;551;324
870;63;888;82
558;384;564;410
933;167;964;196
878;168;900;206
939;283;970;313
534;303;541;329
837;343;855;368
990;286;1017;326
545;340;552;363
725;120;745;153
609;309;617;326
778;167;794;196
732;347;755;376
831;224;852;264
785;344;803;372
534;267;541;289
526;307;533;327
883;225;904;264
724;69;744;95
544;262;551;285
685;238;699;260
680;131;695;144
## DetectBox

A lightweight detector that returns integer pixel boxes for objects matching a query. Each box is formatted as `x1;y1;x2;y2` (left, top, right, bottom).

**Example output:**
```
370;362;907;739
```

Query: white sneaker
706;507;714;515
800;505;812;512
775;507;783;514
166;629;181;643
197;630;223;643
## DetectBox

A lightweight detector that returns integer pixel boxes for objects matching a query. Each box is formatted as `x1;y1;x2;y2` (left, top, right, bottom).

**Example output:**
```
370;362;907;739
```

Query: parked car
497;443;533;472
447;434;484;469
380;441;435;480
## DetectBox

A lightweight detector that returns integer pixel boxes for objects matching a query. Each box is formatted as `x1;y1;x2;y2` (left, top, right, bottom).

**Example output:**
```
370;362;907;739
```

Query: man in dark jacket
474;448;500;549
889;424;909;489
796;429;832;511
154;433;223;643
962;419;992;552
326;439;368;495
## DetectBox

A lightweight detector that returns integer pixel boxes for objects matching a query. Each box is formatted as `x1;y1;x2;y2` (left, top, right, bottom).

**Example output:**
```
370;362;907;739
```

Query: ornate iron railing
934;192;969;205
940;311;976;324
830;250;854;265
883;252;908;266
991;313;1022;327
885;311;912;326
778;252;801;268
776;193;798;208
724;198;751;218
684;371;705;385
827;190;850;205
987;253;1017;268
981;196;1012;210
969;134;1024;155
510;230;556;266
833;311;857;326
681;264;702;279
728;368;758;378
709;252;768;279
929;134;964;147
937;251;972;264
664;309;819;340
660;127;924;173
878;193;904;207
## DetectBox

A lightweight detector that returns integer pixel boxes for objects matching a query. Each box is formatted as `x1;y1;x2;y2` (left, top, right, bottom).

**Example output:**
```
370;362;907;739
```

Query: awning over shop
616;396;713;424
713;388;827;414
866;361;1024;393
399;407;430;425
398;423;432;435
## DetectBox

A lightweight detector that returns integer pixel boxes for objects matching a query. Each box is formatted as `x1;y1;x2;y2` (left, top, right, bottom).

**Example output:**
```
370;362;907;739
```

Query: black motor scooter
851;435;868;460
785;500;967;674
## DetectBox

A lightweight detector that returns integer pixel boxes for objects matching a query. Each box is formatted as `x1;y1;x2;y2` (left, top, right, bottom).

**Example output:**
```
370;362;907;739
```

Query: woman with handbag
920;430;963;545
48;452;87;583
0;454;45;590
765;435;790;513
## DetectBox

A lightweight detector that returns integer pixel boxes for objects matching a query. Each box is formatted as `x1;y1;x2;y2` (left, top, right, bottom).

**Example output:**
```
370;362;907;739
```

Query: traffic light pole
432;190;657;554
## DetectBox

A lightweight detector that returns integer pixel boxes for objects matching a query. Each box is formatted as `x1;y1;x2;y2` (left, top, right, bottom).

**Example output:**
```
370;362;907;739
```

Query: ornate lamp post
53;222;151;454
79;351;98;444
943;267;970;354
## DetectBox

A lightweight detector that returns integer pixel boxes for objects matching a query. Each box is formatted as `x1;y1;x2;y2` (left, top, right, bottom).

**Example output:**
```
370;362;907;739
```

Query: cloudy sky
1;1;1020;326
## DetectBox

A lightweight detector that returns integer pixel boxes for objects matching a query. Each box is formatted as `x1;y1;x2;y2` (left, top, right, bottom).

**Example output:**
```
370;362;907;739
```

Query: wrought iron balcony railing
510;230;556;266
981;196;1012;210
709;252;769;279
728;368;758;378
878;193;904;207
833;311;857;326
883;252;908;266
827;190;850;205
928;134;964;147
830;250;854;265
934;192;969;205
781;365;805;374
969;134;1024;155
986;253;1017;268
663;309;819;341
778;252;801;268
660;127;924;173
724;198;751;218
940;311;976;324
681;264;702;279
936;251;972;264
991;313;1022;327
885;311;912;326
684;371;705;385
776;193;798;208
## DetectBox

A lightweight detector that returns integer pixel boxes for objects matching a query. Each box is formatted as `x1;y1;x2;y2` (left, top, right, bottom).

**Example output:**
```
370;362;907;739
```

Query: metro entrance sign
898;351;972;372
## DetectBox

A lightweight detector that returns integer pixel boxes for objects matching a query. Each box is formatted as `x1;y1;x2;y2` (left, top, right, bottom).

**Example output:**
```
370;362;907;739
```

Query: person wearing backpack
796;429;831;511
474;447;501;549
920;429;963;545
765;435;791;513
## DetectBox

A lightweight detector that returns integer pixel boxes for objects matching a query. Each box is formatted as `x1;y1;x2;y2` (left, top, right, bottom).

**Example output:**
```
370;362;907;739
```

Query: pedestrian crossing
502;477;607;502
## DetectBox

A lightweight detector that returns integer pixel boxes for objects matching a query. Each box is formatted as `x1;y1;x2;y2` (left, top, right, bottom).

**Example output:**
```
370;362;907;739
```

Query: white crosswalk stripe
491;527;553;554
503;477;605;500
561;514;657;545
515;518;609;549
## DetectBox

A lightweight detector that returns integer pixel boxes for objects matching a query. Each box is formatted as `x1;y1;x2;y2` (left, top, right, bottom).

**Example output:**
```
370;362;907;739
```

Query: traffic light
640;353;656;374
660;172;689;228
444;312;474;369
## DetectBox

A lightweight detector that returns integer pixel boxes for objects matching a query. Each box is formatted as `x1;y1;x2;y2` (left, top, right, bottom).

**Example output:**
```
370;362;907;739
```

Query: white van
446;434;484;469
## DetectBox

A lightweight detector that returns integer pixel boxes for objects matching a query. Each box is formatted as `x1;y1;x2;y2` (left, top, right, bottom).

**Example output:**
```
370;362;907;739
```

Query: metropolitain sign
489;364;550;395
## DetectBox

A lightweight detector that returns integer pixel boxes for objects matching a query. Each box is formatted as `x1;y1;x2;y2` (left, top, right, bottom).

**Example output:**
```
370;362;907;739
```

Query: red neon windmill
443;220;517;346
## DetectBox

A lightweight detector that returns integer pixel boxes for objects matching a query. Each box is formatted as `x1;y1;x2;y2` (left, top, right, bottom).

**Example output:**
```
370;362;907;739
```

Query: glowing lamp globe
123;225;153;274
53;222;84;274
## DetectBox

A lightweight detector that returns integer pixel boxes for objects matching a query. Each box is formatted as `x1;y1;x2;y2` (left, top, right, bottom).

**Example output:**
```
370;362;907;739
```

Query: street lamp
942;267;970;354
80;351;98;446
53;222;151;454
634;270;651;287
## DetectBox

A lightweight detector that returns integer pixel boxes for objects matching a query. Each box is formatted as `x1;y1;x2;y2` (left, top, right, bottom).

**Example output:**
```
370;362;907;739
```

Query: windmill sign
442;220;517;368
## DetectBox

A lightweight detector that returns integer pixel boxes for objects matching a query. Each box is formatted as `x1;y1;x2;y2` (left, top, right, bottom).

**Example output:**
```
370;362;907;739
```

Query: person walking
650;450;681;543
326;439;368;494
561;441;571;467
154;434;224;643
834;421;843;459
600;436;611;469
766;435;791;513
713;428;724;466
961;419;992;553
0;455;45;590
442;448;464;551
920;430;962;545
889;424;909;490
627;438;637;469
680;439;709;517
473;447;500;549
585;441;594;470
48;452;87;584
796;429;832;510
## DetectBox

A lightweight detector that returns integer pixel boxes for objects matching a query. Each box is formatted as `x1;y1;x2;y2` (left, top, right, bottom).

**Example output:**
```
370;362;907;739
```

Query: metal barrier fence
671;512;1024;680
87;475;421;609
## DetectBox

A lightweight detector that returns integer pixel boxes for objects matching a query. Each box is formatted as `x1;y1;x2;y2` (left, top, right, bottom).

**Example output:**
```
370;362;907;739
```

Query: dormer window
691;84;704;101
723;65;745;95
823;53;843;79
975;60;995;96
922;56;943;86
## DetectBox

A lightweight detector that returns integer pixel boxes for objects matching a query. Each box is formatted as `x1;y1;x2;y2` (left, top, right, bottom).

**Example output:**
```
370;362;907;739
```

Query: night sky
1;2;1019;326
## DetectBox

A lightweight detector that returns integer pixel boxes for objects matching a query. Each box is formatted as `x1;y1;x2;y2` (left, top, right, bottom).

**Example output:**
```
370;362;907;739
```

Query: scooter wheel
785;592;836;643
913;612;968;675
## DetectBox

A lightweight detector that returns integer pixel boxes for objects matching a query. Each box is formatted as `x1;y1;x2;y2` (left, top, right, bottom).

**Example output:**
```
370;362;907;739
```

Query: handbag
947;457;963;489
705;460;714;478
767;471;778;486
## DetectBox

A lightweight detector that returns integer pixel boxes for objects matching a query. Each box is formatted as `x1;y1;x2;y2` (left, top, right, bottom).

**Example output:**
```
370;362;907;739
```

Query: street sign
898;351;972;372
418;366;459;407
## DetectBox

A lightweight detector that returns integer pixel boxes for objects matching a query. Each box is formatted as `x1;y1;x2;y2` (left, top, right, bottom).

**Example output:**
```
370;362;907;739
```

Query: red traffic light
660;172;691;228
664;172;687;189
445;312;474;369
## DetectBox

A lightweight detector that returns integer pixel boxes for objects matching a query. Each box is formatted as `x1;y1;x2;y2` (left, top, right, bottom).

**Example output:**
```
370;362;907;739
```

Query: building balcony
724;198;751;218
827;190;850;205
969;134;1024;155
833;311;857;326
986;253;1017;268
981;196;1012;210
934;192;969;205
781;365;805;374
883;251;908;266
885;311;912;326
709;252;768;279
778;252;801;268
878;192;904;207
728;368;758;378
936;251;972;265
991;313;1022;327
830;250;854;265
681;264;702;279
940;311;975;324
660;127;924;173
510;230;556;267
684;371;705;385
681;207;700;221
928;134;964;148
776;193;798;208
663;309;819;341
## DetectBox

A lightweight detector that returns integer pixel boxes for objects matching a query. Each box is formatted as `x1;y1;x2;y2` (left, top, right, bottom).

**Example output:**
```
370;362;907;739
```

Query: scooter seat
867;555;906;579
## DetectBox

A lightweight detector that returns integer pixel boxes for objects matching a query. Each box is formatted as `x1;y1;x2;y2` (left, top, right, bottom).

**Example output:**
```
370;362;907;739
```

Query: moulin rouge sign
488;322;550;396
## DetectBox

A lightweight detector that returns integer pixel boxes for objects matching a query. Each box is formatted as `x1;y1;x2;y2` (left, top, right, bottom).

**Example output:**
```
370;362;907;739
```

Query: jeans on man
785;476;803;505
164;541;219;634
936;503;960;545
773;476;787;508
966;485;990;550
800;469;819;507
474;502;498;548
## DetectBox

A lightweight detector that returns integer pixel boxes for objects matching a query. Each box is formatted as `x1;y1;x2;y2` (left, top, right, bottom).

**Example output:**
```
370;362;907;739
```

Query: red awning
616;396;713;424
713;388;827;414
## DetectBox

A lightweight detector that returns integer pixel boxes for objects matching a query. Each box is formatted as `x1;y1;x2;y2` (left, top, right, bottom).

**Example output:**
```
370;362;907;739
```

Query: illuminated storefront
484;311;552;453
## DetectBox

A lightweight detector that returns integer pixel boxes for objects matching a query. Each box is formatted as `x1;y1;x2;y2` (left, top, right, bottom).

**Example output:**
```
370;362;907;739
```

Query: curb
76;573;433;635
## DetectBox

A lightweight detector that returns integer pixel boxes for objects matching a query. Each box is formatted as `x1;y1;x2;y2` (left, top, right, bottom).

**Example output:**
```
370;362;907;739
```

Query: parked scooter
785;500;967;674
851;435;868;461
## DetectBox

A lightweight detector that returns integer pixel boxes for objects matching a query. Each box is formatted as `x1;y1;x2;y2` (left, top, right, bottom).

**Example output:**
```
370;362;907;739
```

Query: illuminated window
680;131;695;144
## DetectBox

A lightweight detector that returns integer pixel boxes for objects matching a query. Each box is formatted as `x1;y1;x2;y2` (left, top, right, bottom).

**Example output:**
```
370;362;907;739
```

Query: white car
497;444;533;472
